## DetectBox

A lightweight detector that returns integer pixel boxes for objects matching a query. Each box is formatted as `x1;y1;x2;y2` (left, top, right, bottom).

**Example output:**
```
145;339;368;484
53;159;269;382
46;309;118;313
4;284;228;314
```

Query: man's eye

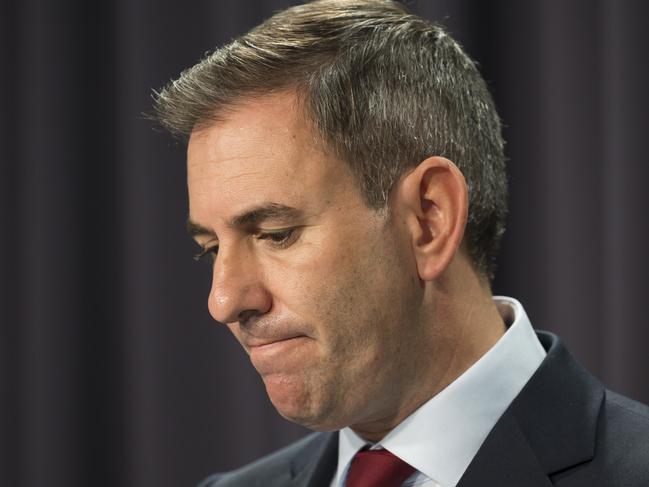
257;228;297;248
192;230;297;262
193;245;219;262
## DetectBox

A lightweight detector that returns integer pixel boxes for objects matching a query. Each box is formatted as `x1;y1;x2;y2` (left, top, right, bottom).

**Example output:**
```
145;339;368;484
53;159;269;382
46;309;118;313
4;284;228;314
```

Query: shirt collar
333;296;546;487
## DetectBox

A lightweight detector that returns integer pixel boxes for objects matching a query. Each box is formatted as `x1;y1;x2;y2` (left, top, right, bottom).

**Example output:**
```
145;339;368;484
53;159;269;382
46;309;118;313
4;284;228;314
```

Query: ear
396;156;468;281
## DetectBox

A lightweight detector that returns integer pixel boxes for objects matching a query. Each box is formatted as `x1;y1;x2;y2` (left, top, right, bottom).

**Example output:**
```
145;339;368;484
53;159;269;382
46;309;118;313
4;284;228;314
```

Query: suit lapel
458;411;552;487
458;331;604;487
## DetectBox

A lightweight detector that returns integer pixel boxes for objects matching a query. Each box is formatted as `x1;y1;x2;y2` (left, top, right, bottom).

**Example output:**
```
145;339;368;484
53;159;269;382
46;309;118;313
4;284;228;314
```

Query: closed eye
193;228;299;262
257;228;299;248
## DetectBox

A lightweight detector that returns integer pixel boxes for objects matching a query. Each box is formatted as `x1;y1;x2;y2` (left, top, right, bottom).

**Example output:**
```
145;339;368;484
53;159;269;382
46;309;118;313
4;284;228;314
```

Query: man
153;1;649;486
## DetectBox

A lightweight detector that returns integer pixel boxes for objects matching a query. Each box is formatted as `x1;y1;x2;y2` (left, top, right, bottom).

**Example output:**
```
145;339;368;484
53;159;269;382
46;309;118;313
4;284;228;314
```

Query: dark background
2;1;648;486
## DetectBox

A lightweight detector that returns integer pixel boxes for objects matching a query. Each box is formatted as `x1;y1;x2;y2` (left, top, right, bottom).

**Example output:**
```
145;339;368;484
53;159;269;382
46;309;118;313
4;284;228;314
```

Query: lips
246;335;311;373
243;334;303;349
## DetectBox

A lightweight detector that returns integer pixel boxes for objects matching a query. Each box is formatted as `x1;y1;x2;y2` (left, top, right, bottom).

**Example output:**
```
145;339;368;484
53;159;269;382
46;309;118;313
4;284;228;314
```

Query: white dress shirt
330;296;547;487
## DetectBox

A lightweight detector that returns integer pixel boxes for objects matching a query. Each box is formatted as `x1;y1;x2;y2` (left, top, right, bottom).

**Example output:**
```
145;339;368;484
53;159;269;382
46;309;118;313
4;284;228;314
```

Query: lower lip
249;336;309;366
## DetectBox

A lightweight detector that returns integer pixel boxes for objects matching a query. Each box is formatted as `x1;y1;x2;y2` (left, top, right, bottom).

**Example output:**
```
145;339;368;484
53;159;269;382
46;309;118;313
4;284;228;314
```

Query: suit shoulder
541;389;649;486
197;432;329;487
602;390;649;449
605;390;649;423
593;390;649;483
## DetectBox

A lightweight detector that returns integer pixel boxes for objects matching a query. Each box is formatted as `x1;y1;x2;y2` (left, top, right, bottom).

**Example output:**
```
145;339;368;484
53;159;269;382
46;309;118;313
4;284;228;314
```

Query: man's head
154;0;508;438
155;0;507;282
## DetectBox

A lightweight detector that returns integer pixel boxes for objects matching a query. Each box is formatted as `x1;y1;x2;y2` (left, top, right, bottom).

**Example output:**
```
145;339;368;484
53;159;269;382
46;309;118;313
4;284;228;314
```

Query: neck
351;256;506;442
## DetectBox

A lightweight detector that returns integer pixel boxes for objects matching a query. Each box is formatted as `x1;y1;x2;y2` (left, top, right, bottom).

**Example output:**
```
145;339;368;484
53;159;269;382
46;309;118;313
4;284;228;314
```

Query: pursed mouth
245;335;305;350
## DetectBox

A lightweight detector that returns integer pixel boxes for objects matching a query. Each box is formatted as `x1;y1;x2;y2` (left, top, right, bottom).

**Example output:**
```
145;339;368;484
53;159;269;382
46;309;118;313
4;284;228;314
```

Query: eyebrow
186;203;304;238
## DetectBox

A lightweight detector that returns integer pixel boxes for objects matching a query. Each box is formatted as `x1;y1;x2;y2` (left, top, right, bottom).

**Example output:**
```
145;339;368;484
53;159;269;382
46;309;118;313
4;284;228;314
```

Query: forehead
187;92;352;222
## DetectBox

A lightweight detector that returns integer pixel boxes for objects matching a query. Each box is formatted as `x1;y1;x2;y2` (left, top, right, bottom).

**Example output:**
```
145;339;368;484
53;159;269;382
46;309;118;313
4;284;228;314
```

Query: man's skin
186;90;506;442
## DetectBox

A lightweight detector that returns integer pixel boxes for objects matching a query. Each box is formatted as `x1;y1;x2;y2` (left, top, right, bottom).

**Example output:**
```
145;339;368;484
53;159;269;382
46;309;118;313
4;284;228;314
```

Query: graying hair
153;0;508;282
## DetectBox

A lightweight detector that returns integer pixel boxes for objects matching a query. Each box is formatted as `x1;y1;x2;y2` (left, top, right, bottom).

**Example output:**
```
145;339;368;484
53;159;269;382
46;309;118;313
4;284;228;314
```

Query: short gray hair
153;0;508;282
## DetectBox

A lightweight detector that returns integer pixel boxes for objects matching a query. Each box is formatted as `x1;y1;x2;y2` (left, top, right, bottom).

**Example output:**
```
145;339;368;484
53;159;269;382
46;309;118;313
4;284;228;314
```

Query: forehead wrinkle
189;169;263;186
189;140;298;182
189;164;277;200
188;151;261;172
220;170;266;184
200;118;295;155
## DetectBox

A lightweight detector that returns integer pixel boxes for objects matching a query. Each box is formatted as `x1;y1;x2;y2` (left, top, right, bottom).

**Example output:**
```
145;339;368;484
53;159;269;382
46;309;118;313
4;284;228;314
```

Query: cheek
312;238;400;347
265;219;409;352
263;232;354;314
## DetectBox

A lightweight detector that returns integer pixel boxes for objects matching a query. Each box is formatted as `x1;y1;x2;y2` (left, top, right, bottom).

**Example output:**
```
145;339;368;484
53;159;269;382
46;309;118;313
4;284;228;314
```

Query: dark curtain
2;1;648;486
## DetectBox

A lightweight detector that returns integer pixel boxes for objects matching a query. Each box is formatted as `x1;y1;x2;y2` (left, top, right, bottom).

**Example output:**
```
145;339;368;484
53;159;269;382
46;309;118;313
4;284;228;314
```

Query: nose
207;245;272;324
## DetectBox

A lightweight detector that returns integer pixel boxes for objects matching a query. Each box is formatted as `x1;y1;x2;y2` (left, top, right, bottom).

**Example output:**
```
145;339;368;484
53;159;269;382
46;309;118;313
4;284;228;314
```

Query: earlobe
398;157;468;281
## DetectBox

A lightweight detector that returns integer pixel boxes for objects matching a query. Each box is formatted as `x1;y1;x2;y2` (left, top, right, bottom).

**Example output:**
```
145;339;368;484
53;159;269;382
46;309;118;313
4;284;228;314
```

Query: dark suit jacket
198;332;649;486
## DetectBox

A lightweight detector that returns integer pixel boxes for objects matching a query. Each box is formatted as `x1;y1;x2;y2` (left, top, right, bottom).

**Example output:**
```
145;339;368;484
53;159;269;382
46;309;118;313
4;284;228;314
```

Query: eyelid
192;226;300;261
257;226;298;234
256;227;300;247
257;226;294;233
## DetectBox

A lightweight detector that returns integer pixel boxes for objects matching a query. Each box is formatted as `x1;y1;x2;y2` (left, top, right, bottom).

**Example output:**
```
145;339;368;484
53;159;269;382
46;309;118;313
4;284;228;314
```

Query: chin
264;373;339;430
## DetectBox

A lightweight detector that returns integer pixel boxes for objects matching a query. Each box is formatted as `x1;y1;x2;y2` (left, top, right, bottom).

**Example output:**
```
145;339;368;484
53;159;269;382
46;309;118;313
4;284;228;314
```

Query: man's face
187;92;424;431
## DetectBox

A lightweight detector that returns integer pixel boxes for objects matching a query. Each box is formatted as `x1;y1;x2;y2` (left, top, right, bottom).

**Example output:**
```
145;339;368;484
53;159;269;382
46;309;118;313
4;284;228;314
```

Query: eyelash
193;228;298;262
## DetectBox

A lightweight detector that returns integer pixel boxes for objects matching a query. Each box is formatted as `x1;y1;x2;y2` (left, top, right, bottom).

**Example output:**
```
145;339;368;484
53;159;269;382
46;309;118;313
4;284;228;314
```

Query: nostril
237;309;260;324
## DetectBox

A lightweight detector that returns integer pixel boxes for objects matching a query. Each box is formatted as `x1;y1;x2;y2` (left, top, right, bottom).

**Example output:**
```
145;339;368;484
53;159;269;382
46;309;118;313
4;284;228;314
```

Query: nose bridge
208;241;270;324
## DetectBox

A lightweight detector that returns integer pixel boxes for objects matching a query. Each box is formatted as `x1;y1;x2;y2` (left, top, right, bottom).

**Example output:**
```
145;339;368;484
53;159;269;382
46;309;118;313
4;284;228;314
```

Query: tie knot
345;448;416;487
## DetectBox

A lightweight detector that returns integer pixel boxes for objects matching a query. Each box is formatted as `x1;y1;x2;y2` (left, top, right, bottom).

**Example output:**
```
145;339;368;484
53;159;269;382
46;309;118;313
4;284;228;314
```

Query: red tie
345;448;416;487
